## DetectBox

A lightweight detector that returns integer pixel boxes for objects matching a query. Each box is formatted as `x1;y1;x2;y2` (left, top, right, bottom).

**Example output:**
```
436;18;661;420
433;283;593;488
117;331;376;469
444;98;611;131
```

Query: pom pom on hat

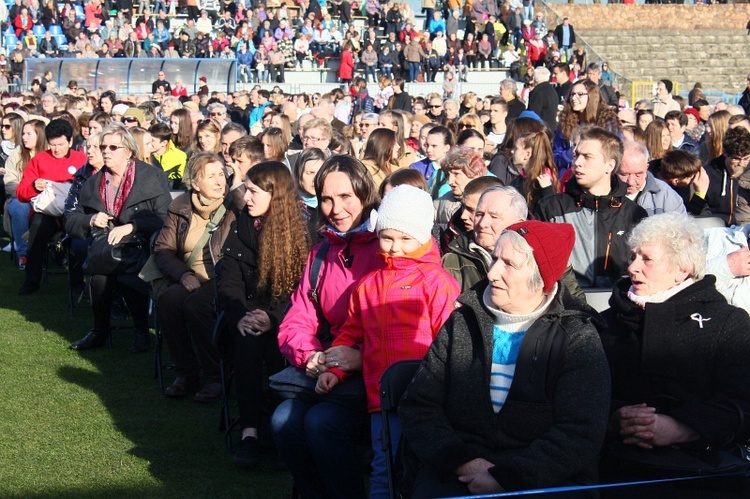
504;220;576;293
373;185;435;244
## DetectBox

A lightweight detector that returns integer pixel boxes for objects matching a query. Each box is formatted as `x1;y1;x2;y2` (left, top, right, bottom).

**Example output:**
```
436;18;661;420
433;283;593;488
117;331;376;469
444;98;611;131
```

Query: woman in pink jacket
272;155;383;499
316;185;460;499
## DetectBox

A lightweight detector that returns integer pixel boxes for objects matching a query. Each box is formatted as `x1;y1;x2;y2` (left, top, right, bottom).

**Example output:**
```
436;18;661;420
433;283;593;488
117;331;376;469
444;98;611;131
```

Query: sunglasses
209;112;225;117
428;104;442;109
121;116;139;123
1;124;11;130
458;123;475;129
101;144;125;151
570;92;588;99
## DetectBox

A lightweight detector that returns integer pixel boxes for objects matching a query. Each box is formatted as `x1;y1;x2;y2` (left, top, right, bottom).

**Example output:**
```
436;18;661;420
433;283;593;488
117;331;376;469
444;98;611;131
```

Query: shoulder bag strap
185;203;226;268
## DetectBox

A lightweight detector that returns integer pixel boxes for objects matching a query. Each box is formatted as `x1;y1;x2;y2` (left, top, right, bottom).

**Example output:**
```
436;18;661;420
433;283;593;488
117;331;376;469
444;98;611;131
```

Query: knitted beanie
374;185;435;244
505;220;576;293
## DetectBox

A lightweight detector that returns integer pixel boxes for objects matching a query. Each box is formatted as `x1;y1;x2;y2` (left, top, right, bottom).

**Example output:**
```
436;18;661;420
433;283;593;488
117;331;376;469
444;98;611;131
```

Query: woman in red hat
399;220;611;497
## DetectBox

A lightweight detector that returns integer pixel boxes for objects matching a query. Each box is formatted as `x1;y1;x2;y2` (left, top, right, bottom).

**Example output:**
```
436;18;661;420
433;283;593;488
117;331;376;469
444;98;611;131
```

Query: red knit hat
683;107;700;122
505;221;576;293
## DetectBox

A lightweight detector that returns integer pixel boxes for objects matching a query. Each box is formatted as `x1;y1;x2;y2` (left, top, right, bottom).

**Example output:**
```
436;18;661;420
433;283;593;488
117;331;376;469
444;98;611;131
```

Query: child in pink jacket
316;184;460;499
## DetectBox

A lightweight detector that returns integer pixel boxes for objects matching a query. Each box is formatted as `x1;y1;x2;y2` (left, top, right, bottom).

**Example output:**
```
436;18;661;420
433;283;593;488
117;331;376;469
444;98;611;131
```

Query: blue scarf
300;191;318;209
327;220;371;239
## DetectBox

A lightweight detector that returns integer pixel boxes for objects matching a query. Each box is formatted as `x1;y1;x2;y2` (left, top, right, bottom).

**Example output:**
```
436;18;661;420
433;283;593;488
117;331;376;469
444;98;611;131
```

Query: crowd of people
1;0;591;87
3;2;750;498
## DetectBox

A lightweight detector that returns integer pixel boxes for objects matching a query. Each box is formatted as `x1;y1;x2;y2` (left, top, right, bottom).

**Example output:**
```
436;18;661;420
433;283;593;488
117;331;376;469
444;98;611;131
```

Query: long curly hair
558;79;620;140
246;161;311;299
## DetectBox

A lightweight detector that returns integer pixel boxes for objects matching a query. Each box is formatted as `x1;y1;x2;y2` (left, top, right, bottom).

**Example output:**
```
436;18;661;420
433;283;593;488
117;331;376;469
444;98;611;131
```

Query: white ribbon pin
690;313;711;329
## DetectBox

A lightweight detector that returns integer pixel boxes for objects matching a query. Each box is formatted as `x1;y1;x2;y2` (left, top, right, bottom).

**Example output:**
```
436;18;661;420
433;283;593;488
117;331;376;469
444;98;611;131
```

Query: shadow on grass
1;255;292;498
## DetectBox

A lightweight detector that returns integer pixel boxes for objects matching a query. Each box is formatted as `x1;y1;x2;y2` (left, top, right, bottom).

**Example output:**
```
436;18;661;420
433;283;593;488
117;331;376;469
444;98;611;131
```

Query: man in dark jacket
586;62;617;108
665;110;700;156
703;126;750;226
390;78;412;113
500;78;525;127
553;17;576;63
537;127;647;288
527;67;559;132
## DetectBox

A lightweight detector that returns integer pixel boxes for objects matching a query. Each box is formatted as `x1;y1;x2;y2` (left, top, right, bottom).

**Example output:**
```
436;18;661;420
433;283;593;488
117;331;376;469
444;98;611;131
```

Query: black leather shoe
128;332;150;353
164;376;199;398
70;330;107;351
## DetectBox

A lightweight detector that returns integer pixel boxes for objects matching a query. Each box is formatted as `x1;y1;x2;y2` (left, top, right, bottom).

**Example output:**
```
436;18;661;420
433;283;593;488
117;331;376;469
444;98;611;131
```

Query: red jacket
16;149;87;203
339;49;355;80
14;14;33;37
329;239;460;412
171;86;188;97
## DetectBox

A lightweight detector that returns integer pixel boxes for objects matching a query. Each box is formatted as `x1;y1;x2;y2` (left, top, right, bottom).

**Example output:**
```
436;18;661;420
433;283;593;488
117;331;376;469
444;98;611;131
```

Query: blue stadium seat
4;34;19;47
54;34;67;47
33;25;46;37
4;24;14;36
74;5;84;20
48;25;63;36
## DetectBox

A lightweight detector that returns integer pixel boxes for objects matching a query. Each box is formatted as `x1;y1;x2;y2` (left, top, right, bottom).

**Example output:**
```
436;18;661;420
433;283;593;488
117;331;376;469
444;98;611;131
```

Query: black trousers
233;324;285;430
157;282;220;382
90;273;150;333
24;212;61;287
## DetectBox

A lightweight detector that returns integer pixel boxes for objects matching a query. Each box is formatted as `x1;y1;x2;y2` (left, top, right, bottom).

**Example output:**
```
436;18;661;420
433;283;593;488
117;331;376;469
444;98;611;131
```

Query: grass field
0;239;293;498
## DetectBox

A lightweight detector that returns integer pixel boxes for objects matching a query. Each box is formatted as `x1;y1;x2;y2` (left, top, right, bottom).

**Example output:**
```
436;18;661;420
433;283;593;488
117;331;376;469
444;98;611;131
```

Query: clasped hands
236;309;271;337
613;403;699;449
455;458;504;495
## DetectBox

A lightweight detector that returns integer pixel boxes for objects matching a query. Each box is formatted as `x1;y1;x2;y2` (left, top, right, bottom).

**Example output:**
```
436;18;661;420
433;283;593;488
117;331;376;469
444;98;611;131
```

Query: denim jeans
271;398;368;499
409;62;420;82
365;65;377;83
7;197;30;256
369;412;401;499
153;0;165;13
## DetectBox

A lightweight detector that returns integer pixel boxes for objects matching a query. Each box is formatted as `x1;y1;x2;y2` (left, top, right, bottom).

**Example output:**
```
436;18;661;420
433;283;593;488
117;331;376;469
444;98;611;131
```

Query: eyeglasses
570;92;588;99
102;144;126;151
302;136;325;144
209;112;225;117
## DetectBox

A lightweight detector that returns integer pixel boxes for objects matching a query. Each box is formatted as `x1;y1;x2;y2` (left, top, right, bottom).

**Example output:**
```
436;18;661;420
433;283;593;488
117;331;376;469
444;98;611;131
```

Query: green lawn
0;242;292;498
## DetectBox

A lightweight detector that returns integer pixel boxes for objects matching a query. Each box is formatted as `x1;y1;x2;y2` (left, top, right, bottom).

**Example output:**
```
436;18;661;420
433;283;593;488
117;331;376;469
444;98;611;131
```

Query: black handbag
84;227;148;276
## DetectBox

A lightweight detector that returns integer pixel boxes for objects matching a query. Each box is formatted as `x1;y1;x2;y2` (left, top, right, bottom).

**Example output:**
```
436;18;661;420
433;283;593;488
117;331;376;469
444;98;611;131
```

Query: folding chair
380;360;422;499
212;259;240;450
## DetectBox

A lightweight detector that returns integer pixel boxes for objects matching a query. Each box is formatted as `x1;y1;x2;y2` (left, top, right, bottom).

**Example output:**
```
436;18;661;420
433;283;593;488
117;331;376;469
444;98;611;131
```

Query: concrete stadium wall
547;4;750;30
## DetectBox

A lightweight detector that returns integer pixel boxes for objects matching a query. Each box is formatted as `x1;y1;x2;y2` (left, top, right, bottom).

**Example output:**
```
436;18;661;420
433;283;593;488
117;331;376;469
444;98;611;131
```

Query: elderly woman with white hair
400;220;611;497
600;212;750;496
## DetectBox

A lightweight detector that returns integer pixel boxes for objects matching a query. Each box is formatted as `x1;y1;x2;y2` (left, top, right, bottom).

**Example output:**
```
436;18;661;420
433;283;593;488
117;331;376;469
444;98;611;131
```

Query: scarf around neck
101;159;136;219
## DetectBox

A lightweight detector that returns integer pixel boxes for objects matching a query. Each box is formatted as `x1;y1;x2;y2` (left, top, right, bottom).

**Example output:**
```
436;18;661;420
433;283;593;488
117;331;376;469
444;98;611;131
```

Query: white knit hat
373;185;435;244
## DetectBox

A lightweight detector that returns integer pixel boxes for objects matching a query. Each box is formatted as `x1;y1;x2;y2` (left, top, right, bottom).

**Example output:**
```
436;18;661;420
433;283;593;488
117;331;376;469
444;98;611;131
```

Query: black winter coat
217;210;291;334
64;160;171;241
600;276;750;448
400;283;610;493
527;81;559;131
